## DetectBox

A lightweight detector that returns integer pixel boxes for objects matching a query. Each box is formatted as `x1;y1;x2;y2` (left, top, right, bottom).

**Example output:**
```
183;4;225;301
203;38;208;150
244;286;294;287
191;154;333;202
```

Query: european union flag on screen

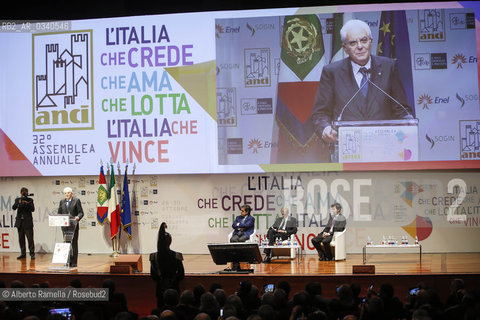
377;10;415;117
121;166;132;239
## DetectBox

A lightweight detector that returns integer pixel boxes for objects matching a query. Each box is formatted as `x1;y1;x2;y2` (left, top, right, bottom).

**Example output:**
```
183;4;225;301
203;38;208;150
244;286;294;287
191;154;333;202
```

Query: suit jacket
232;214;255;238
58;197;84;228
312;55;413;136
271;216;298;236
13;197;35;229
321;213;346;235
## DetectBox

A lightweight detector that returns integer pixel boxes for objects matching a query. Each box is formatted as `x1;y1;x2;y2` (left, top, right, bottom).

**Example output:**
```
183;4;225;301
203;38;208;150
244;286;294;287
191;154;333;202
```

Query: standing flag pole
96;161;109;225
108;163;120;257
131;163;137;216
116;162;122;252
106;162;114;255
121;164;132;240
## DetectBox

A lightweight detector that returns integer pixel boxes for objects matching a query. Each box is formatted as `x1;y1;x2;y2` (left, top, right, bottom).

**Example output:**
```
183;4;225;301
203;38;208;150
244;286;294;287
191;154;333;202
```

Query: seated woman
230;205;255;242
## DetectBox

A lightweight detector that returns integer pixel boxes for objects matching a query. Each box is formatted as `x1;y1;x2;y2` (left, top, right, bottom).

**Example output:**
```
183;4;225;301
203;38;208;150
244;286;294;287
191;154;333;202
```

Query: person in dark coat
12;187;35;259
150;222;185;309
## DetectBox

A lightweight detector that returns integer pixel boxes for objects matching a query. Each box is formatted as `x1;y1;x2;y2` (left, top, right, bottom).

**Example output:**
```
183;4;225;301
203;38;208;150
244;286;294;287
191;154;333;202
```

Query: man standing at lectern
312;19;413;151
58;187;84;267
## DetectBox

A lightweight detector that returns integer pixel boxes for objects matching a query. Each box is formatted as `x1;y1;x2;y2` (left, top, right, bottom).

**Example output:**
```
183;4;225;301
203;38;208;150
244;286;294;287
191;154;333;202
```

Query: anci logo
33;31;94;131
217;88;236;127
460;120;480;160
418;9;445;42
244;48;271;87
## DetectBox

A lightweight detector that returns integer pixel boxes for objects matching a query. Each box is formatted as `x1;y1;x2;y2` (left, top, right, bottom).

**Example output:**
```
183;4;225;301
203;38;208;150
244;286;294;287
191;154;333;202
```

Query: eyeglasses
346;36;371;48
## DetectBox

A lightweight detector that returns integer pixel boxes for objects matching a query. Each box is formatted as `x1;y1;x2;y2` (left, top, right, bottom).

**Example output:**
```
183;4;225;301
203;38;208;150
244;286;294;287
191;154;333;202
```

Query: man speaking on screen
312;19;413;159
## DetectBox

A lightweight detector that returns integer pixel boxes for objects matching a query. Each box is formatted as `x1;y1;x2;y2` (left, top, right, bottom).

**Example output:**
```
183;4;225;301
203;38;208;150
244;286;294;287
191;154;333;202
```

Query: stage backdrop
1;170;479;255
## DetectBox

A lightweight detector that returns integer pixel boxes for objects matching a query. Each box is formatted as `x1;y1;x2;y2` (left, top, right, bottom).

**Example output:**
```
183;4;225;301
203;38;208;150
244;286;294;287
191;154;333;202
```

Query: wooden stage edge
1;252;480;318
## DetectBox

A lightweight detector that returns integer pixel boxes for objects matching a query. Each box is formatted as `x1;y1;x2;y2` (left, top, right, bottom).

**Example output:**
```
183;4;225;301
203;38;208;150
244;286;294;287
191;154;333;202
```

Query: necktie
359;67;369;97
329;217;336;233
279;218;287;230
66;200;71;209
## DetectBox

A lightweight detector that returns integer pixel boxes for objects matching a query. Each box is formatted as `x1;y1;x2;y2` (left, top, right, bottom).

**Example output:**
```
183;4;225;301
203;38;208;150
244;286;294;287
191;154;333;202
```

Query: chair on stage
326;229;347;261
228;229;257;243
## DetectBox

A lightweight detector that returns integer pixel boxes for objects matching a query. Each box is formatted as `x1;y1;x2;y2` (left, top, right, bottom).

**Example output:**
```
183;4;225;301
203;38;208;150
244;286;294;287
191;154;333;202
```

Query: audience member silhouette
150;222;185;309
2;276;480;320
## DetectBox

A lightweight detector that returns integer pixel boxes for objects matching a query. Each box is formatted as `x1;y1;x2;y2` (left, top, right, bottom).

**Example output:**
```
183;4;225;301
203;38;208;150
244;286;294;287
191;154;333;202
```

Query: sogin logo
33;31;94;131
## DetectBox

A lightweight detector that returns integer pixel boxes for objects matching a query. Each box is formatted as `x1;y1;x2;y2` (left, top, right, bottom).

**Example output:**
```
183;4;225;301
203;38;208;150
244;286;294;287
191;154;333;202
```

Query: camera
20;193;34;199
49;307;72;320
264;283;275;293
409;287;420;295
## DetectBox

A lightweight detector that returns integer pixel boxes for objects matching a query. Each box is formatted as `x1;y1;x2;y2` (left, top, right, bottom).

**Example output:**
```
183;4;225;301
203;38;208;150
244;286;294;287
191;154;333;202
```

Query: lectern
333;119;419;163
48;215;78;271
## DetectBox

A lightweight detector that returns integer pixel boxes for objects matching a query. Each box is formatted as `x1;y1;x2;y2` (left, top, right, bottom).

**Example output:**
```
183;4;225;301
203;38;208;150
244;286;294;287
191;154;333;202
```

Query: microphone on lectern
336;68;371;123
367;75;414;119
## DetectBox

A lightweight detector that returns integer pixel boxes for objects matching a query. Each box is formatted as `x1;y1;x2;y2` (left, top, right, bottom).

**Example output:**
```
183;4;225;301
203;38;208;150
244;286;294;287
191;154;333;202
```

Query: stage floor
2;252;480;275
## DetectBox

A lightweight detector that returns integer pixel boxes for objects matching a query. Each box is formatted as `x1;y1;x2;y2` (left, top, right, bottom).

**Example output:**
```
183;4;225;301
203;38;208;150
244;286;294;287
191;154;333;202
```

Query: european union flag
121;166;132;239
377;10;415;117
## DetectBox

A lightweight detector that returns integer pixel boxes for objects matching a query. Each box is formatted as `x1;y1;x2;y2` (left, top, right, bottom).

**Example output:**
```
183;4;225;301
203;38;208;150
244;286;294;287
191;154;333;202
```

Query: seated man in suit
230;205;255;242
311;203;346;261
263;207;297;263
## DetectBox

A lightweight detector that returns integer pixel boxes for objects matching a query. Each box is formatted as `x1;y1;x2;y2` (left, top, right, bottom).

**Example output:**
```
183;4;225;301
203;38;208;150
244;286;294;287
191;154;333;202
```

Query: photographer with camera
12;187;35;260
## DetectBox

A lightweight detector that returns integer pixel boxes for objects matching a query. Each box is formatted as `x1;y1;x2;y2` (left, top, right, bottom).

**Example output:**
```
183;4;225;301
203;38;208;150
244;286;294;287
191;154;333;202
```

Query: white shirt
351;59;372;89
